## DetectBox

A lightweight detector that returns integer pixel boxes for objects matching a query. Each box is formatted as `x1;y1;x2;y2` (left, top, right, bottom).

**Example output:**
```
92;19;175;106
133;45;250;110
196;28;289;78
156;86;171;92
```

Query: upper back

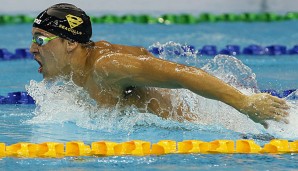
93;40;152;57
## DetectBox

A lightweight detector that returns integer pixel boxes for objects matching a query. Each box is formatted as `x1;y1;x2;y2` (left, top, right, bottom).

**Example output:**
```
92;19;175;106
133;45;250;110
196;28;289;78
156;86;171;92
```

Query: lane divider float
0;139;297;158
0;92;35;104
1;12;298;24
149;44;298;56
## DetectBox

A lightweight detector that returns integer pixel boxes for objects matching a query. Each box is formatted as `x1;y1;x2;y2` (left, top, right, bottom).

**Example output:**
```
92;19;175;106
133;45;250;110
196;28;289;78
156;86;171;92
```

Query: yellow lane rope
0;139;297;158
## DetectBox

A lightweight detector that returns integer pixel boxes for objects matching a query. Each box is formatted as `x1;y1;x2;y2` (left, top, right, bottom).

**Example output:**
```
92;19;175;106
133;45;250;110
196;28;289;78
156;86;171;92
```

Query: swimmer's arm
95;53;245;106
94;54;289;126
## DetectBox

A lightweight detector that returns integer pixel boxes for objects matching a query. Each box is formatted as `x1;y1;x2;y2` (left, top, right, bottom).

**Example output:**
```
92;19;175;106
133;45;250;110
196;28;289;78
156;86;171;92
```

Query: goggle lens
32;35;58;46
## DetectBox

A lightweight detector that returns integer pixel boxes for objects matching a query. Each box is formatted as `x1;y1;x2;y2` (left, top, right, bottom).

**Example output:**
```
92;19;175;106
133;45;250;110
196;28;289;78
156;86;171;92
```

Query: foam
266;99;298;139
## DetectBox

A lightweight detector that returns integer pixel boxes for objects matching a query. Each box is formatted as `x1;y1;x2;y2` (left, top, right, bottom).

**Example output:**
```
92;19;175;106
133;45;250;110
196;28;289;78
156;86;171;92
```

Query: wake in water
25;41;298;140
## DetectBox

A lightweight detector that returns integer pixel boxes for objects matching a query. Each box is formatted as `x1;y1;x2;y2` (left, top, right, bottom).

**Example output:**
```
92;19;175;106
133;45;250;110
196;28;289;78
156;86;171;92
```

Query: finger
276;102;290;110
278;109;289;117
271;115;282;122
282;118;289;124
272;114;290;124
270;107;289;117
273;97;289;107
260;121;269;129
264;95;289;108
273;115;289;124
272;102;290;110
280;104;290;110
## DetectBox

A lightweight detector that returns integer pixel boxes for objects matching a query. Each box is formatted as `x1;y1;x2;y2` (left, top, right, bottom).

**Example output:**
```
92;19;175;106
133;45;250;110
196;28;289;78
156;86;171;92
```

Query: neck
69;46;92;87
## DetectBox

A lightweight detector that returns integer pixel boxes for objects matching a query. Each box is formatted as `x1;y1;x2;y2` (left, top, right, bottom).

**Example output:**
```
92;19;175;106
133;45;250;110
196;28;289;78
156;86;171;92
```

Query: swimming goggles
32;35;58;46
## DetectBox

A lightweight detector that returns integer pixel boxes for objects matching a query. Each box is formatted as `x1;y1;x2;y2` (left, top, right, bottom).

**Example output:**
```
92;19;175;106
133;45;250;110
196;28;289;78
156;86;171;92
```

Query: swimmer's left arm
94;53;289;127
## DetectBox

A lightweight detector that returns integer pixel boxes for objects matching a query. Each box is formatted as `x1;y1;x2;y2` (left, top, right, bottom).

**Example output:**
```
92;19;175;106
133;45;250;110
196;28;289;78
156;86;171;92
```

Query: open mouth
35;59;43;73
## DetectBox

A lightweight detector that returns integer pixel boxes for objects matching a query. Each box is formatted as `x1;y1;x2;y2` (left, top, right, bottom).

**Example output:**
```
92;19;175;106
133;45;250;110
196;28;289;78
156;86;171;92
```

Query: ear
66;40;78;52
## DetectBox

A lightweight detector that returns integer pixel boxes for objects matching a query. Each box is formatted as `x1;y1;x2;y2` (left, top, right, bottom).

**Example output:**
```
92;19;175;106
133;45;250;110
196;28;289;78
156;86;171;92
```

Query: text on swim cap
58;24;82;35
34;19;42;24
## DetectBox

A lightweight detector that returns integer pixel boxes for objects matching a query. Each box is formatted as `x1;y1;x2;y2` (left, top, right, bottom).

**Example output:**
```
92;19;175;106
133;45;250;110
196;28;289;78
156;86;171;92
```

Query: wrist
230;94;250;112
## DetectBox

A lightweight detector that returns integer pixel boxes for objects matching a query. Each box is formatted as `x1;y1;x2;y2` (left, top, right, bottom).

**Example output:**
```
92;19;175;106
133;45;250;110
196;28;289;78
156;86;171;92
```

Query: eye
37;37;44;45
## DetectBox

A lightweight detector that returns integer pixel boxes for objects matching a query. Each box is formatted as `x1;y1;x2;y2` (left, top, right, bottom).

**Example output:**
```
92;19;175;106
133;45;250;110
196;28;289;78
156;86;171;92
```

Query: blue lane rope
0;89;297;104
0;48;33;60
0;92;35;104
149;44;298;56
0;44;298;61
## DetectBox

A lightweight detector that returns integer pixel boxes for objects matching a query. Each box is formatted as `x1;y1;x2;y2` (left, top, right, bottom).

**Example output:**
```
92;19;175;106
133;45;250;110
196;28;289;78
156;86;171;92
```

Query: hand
239;93;289;128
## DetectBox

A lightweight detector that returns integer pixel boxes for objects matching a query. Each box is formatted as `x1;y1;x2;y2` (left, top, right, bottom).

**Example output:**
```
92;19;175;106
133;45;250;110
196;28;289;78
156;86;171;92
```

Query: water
0;21;298;170
1;154;298;171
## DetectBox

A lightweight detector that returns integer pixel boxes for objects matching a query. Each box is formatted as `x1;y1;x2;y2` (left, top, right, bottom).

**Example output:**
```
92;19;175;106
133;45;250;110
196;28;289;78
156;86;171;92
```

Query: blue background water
0;21;298;170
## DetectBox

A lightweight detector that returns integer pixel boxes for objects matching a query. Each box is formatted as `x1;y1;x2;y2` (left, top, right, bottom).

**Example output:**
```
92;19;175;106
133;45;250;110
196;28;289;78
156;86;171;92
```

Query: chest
83;74;173;110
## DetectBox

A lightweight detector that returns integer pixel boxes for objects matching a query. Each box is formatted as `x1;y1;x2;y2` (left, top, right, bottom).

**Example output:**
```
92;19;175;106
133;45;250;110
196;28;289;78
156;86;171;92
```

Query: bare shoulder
91;41;175;81
93;40;114;51
113;44;152;56
94;40;152;56
89;41;184;88
91;41;157;72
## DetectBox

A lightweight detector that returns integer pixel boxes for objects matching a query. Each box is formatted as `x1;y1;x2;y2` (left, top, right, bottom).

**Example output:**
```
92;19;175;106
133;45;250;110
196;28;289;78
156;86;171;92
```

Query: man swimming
30;3;289;128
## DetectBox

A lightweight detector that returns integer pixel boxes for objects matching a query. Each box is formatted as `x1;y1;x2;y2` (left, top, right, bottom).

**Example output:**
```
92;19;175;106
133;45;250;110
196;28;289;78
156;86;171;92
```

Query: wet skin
30;28;289;128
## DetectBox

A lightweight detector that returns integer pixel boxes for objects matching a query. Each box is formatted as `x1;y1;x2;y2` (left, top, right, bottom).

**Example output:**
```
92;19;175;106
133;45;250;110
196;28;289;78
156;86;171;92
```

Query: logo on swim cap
66;14;83;29
34;19;42;24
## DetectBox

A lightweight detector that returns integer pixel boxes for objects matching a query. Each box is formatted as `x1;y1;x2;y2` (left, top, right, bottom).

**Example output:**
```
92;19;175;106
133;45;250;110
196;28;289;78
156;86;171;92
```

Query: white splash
265;93;298;139
201;55;259;93
25;79;183;132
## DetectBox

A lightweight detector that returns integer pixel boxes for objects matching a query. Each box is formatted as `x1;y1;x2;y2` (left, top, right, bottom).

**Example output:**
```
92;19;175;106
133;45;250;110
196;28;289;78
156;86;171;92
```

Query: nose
30;42;38;57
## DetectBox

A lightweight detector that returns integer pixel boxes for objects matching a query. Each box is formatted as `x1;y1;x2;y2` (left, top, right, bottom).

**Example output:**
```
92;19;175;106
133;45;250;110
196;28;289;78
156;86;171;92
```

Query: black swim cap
33;3;92;43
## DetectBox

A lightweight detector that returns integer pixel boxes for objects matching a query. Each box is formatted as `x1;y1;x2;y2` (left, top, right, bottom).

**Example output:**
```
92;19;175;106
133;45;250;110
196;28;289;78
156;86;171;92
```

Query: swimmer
30;3;289;128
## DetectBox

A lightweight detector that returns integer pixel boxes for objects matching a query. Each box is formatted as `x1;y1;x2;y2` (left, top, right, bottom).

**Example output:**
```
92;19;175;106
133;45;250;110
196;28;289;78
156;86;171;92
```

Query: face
30;27;70;80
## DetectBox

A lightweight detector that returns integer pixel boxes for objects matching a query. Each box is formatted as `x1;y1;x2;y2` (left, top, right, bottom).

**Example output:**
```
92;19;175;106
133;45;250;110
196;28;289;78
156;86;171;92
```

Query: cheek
39;43;68;72
51;43;67;58
43;45;65;62
40;49;56;63
38;51;60;73
50;47;69;70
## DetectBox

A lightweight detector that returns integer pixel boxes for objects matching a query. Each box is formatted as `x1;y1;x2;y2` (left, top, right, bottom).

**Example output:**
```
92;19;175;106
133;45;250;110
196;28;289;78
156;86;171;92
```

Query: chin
42;73;53;80
44;74;65;81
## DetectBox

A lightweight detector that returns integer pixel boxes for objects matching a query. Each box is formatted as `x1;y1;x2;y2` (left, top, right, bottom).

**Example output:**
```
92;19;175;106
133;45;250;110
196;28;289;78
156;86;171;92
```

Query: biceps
93;55;143;82
93;54;180;87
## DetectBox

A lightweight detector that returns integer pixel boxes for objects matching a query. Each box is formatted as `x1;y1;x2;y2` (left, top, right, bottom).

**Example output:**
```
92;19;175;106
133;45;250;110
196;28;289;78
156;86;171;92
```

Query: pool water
0;21;298;170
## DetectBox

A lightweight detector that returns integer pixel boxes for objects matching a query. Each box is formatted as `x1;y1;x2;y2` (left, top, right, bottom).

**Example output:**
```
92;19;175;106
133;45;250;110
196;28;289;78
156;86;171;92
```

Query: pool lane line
1;12;298;24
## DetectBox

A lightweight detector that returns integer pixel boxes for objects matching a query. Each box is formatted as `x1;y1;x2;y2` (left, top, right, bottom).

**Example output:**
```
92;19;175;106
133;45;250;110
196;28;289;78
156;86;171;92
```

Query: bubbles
25;79;145;131
171;88;263;134
265;93;298;139
201;55;259;93
285;89;298;100
25;79;98;125
149;42;259;93
148;41;198;66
